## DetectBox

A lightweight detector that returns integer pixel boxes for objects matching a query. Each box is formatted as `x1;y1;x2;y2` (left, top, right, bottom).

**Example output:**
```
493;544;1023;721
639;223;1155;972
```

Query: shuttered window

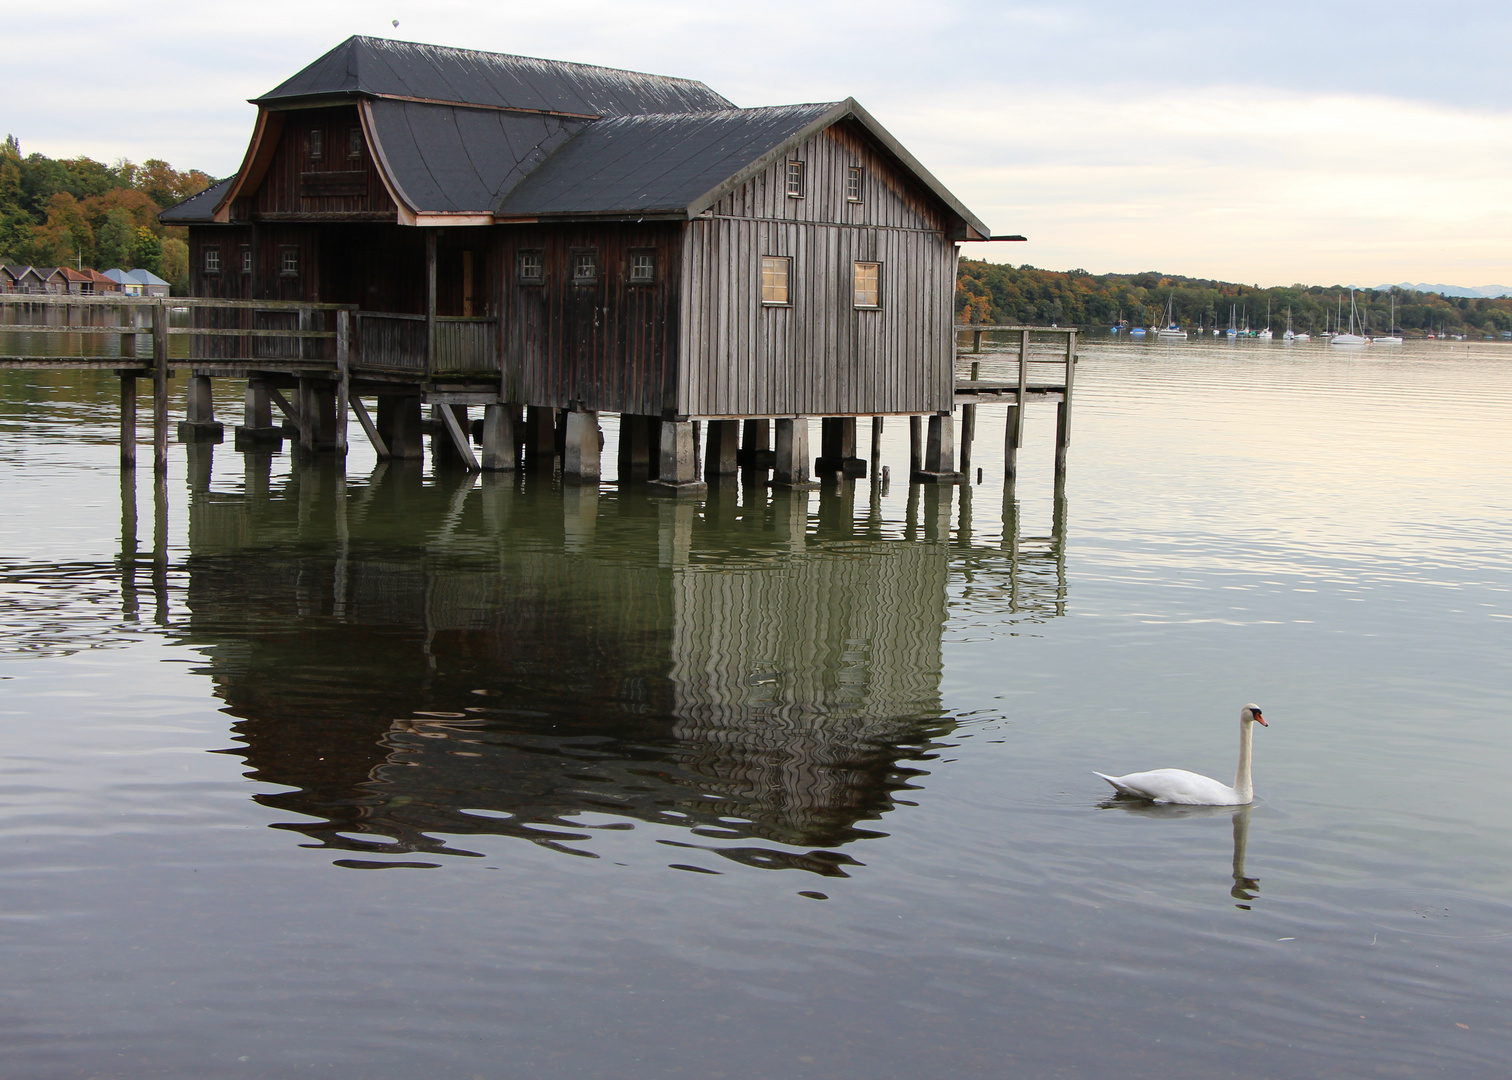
853;261;881;308
785;160;805;198
308;129;323;160
240;247;252;274
761;256;790;305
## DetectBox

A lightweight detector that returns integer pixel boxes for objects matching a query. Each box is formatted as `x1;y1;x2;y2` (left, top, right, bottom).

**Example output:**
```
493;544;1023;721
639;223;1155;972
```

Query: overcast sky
5;1;1508;286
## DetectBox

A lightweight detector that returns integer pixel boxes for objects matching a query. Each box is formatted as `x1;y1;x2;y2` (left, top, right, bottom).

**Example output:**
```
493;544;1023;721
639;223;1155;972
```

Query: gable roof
160;176;234;225
255;36;733;117
128;269;170;286
497;98;990;238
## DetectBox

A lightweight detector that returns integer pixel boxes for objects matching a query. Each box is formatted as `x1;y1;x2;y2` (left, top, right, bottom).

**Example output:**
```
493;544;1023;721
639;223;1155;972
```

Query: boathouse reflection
178;460;955;871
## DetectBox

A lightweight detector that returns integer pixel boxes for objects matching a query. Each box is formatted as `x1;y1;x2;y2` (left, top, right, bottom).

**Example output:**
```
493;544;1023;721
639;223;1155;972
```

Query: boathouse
161;36;1006;484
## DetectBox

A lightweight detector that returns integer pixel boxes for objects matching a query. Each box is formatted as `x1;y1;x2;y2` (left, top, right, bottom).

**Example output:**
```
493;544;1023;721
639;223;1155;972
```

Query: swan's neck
1233;719;1255;802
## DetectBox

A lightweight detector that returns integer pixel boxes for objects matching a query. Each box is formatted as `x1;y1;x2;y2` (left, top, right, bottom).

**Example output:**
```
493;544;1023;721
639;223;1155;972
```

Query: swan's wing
1095;768;1242;806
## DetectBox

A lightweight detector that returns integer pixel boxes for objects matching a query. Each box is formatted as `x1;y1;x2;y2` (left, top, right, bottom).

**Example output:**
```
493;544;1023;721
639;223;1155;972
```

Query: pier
0;296;1076;490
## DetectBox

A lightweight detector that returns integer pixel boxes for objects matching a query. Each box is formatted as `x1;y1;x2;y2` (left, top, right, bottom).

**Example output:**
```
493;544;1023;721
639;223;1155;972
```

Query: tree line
957;262;1512;337
0;136;215;294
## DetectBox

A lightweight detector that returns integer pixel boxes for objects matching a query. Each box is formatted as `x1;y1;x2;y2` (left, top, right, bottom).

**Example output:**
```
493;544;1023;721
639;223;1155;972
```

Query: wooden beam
335;310;350;455
350;397;388;458
438;401;480;471
152;302;169;473
119;374;136;467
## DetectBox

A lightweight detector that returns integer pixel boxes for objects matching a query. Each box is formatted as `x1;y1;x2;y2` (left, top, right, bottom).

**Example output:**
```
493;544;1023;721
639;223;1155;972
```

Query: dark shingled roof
255;36;734;118
160;176;234;224
496;104;836;217
367;99;588;214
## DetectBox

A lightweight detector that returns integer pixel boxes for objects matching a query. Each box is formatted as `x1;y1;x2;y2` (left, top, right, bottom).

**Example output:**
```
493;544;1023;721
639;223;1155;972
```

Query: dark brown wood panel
231;106;398;222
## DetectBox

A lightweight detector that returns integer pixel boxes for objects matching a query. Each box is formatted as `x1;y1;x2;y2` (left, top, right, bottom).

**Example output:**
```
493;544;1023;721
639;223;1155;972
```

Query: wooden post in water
959;404;975;478
1006;328;1029;479
334;310;350;456
870;416;884;479
151;301;169;473
909;415;922;474
1055;329;1076;477
119;374;137;467
704;419;739;478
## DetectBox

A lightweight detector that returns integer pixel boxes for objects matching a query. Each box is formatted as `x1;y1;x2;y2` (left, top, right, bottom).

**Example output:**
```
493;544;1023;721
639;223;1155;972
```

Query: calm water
1;337;1510;1079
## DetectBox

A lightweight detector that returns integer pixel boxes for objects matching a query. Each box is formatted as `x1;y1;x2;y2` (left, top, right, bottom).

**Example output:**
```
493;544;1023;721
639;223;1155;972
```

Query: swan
1094;704;1266;805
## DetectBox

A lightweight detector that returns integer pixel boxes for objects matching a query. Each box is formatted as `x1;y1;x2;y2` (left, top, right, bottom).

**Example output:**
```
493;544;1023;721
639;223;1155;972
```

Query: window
785;160;805;198
572;250;597;283
280;247;299;277
846;166;863;203
629;251;655;283
308;128;323;160
518;250;544;283
240;247;252;274
203;246;221;274
853;261;881;308
761;256;791;305
348;127;363;159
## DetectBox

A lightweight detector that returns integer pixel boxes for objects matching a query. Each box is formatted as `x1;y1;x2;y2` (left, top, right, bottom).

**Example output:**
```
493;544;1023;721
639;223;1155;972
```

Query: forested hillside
0;137;214;294
957;262;1512;337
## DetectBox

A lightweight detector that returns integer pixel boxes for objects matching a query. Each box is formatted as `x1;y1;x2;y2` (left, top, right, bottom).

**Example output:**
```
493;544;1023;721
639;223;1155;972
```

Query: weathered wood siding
230;106;397;222
680;119;959;418
500;223;680;414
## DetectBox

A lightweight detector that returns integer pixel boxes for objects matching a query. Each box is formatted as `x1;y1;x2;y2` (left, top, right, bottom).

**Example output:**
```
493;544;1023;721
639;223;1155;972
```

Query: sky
4;1;1508;287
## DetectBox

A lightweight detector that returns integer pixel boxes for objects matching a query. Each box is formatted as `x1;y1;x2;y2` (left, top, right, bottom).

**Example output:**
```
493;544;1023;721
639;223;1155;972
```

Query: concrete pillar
816;416;864;477
650;420;704;492
178;373;223;442
480;403;516;471
525;406;557;469
617;414;656;483
773;487;810;552
738;418;772;471
563;409;601;482
916;413;961;483
657;498;696;567
773;417;818;488
298;377;338;452
704;419;739;477
378;395;424;460
235;379;282;450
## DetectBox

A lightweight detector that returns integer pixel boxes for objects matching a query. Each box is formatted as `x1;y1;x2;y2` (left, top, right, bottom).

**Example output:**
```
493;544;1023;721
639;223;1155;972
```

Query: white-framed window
572;250;597;283
785;160;805;198
629;251;655;283
853;261;881;309
203;246;221;274
240;247;252;274
762;256;791;305
308;128;323;160
846;166;863;203
518;250;544;283
280;247;299;277
348;128;363;159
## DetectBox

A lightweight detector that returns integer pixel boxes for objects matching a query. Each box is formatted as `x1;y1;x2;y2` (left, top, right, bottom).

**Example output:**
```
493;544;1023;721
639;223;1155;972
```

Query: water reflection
178;457;962;873
1102;800;1259;908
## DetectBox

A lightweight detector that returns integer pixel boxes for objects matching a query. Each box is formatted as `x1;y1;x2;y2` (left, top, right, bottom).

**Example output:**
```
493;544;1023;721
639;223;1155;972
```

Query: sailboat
1330;289;1368;345
1257;298;1273;340
1226;304;1239;338
1156;293;1188;339
1375;290;1402;344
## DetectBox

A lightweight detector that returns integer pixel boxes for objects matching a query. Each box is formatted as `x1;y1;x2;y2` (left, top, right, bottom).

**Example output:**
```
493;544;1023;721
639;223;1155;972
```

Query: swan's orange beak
1253;711;1267;726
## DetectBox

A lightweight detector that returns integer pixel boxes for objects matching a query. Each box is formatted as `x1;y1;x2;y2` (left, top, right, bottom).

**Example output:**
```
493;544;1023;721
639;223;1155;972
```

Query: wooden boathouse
3;37;1076;486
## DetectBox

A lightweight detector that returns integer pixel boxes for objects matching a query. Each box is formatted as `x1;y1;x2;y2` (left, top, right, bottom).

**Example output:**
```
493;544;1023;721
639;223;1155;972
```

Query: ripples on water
0;338;1509;1078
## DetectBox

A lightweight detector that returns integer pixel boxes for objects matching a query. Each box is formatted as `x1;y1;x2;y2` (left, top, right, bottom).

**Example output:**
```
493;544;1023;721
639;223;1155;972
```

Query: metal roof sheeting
256;36;734;118
160;176;234;224
496;104;837;218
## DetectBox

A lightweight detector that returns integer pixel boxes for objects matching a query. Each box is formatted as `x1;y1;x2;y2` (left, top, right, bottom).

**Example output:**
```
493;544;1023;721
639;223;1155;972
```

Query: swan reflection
1100;800;1259;908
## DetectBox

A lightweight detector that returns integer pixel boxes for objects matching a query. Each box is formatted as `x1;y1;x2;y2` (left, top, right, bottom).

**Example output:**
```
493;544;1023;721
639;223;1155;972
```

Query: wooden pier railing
952;324;1078;479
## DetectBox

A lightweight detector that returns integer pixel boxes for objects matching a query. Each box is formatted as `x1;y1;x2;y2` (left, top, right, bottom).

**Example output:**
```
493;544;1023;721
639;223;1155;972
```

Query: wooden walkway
0;298;1076;484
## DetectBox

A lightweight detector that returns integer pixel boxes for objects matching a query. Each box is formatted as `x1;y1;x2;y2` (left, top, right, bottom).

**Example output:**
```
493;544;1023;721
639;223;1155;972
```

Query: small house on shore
163;36;1005;483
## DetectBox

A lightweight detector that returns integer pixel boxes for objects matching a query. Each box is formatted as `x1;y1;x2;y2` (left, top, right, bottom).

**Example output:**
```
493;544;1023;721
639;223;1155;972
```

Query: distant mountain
1375;282;1512;299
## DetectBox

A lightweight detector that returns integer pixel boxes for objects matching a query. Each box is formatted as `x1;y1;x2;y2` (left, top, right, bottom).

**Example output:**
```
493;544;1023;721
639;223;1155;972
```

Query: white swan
1094;704;1267;805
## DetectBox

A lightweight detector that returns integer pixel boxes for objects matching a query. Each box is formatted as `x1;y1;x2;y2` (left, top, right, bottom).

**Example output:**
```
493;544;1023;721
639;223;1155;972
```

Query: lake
1;336;1509;1079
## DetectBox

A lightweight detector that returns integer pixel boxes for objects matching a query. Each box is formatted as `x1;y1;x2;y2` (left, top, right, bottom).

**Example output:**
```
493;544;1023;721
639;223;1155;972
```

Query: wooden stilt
352;397;389;458
119;374;137;467
704;419;738;477
959;404;975;478
439;403;480;470
909;415;922;474
870;416;883;479
152;302;169;473
334;310;350;455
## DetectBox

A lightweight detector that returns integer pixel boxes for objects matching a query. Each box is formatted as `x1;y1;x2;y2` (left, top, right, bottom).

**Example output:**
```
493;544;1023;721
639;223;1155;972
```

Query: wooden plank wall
500;222;681;414
234;106;397;222
680;120;958;418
